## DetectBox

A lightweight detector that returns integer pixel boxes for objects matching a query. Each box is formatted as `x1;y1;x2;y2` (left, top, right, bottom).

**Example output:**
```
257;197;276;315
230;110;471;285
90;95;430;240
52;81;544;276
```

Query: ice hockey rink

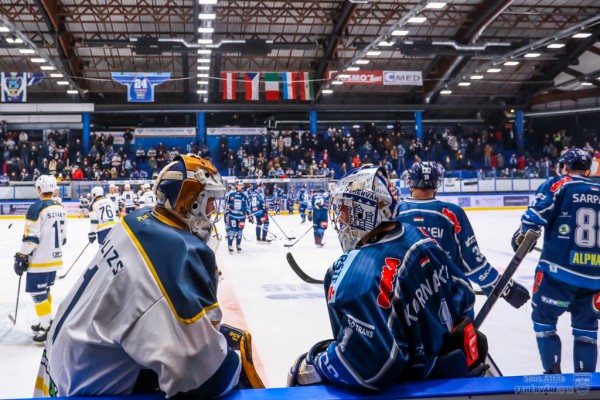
0;208;593;398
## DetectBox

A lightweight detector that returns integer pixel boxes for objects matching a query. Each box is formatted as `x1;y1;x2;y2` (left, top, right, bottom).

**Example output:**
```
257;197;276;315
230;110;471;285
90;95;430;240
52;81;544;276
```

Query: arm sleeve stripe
22;236;40;244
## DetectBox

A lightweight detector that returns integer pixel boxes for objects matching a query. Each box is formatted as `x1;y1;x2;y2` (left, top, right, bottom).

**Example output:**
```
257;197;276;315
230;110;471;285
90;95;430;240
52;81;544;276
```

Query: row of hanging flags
1;72;44;102
222;72;314;101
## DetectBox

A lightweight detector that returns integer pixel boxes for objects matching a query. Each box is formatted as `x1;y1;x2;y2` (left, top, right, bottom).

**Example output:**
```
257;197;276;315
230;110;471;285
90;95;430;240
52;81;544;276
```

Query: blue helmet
407;161;441;190
558;148;592;172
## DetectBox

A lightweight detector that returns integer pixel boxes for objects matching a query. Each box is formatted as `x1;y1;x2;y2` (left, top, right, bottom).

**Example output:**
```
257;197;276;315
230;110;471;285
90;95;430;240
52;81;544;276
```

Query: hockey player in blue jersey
224;181;250;253
398;162;530;308
249;188;270;242
512;148;600;374
296;184;310;223
272;184;284;214
288;166;486;390
310;189;329;247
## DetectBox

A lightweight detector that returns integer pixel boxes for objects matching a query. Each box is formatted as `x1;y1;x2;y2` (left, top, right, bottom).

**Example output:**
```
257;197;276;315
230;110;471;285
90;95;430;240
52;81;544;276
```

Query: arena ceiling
1;0;600;118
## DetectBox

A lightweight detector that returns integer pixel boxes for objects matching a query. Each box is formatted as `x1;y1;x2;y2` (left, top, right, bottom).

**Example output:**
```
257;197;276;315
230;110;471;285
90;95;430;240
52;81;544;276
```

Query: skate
237;245;242;252
33;322;51;345
31;322;44;332
315;238;324;248
228;245;233;253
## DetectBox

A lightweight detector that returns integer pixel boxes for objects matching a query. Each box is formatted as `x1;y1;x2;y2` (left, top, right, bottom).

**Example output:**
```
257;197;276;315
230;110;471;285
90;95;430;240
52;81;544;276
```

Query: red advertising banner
328;71;383;84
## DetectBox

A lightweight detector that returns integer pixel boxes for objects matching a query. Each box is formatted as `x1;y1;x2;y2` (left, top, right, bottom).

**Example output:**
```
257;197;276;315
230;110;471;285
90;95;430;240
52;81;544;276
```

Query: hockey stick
283;225;313;248
8;275;22;324
287;252;324;284
473;229;541;329
59;242;90;279
268;214;296;240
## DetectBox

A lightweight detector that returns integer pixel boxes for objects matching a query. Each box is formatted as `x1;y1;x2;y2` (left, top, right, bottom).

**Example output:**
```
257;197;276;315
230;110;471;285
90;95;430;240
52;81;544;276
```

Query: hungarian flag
282;72;297;100
298;72;314;101
244;72;260;101
222;72;236;100
264;73;280;101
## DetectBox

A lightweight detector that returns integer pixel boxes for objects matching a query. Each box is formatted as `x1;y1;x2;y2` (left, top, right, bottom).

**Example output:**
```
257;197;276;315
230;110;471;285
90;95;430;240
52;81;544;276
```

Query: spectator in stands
135;146;146;165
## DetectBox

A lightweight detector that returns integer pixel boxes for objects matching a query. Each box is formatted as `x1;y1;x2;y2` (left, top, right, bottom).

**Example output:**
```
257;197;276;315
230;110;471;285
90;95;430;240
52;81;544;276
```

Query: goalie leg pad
219;324;265;389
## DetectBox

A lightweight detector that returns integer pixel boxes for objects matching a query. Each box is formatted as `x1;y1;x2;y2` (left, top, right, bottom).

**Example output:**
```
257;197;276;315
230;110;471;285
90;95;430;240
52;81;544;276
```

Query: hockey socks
535;330;562;373
574;329;598;372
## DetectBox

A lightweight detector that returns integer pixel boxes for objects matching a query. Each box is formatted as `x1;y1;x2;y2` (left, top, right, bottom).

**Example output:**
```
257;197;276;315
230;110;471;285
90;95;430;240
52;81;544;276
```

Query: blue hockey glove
307;212;313;222
219;324;265;389
287;339;332;387
501;279;530;309
13;252;29;276
88;232;97;244
248;214;255;224
511;229;538;253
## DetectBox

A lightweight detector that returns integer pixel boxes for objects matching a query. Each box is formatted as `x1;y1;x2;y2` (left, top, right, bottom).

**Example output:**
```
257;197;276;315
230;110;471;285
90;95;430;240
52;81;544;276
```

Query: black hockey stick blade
473;229;541;329
8;314;16;324
286;252;324;284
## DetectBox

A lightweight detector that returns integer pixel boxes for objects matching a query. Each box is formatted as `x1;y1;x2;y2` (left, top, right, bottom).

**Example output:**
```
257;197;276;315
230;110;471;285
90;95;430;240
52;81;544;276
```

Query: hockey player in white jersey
34;154;264;398
139;183;157;208
121;183;137;214
108;183;121;214
88;186;118;245
51;177;62;204
14;175;67;343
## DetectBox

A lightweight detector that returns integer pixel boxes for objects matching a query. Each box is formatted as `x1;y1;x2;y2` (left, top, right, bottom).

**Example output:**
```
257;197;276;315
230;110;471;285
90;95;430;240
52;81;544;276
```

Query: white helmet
330;166;398;252
35;175;57;195
124;184;131;190
109;183;117;189
142;183;151;191
155;154;226;242
91;186;104;199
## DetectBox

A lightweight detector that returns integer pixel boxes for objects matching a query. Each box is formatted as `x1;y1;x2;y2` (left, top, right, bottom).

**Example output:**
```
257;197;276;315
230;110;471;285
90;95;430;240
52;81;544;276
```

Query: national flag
298;71;314;101
419;257;431;268
282;72;297;100
222;72;236;100
413;217;424;223
245;72;260;101
264;72;279;101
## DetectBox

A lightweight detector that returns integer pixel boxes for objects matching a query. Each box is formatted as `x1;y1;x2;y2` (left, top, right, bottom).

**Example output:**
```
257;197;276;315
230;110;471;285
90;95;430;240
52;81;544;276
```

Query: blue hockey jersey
519;175;600;289
224;190;250;218
296;188;309;205
314;224;475;389
397;199;500;295
249;191;267;215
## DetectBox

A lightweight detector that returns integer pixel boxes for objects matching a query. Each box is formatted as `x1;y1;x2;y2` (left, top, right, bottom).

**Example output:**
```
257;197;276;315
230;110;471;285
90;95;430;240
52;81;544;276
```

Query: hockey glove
287;339;332;387
219;324;265;389
511;229;538;253
13;252;29;276
88;232;97;244
307;212;313;222
500;279;530;309
248;214;255;224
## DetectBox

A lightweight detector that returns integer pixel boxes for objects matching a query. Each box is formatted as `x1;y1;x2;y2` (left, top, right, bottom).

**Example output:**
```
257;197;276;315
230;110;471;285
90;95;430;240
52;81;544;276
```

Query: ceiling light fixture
197;81;209;85
572;32;592;39
355;59;369;64
198;0;218;4
40;65;55;70
0;26;9;32
197;73;209;78
337;74;351;79
366;51;381;56
504;61;519;66
547;43;565;49
197;27;214;33
18;49;35;54
197;39;213;44
391;30;409;36
66;89;79;94
197;58;211;63
440;89;452;95
322;89;334;94
346;67;360;71
458;82;471;86
197;66;210;70
331;81;344;85
31;58;45;63
407;17;427;24
524;52;541;58
425;2;446;8
378;41;394;47
470;75;484;80
197;49;212;54
197;89;209;94
56;81;69;85
487;68;501;73
198;13;216;19
50;73;63;78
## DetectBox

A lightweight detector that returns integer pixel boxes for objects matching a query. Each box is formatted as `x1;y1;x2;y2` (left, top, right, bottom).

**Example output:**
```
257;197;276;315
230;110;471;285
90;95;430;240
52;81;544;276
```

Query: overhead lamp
197;90;209;94
0;26;9;32
470;75;484;80
355;59;369;64
346;67;360;71
197;49;212;54
391;30;409;36
31;58;46;63
337;74;351;79
19;49;35;54
366;51;381;56
41;65;55;70
56;81;69;85
197;27;214;33
524;52;541;58
197;81;209;85
331;81;344;85
572;32;592;38
425;2;446;8
458;82;471;86
378;41;394;47
197;39;213;44
581;82;593;86
504;61;519;66
197;66;210;70
198;13;216;19
322;89;334;94
6;37;23;44
547;43;565;49
66;89;79;94
487;68;501;73
197;58;211;63
407;17;427;24
198;0;218;4
440;89;452;95
50;73;63;78
197;73;209;78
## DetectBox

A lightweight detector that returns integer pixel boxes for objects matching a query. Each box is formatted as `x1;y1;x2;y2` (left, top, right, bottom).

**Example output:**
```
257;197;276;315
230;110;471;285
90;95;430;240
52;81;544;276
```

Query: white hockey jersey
140;191;157;208
89;196;118;234
21;199;67;273
34;208;240;398
108;193;120;212
121;190;137;209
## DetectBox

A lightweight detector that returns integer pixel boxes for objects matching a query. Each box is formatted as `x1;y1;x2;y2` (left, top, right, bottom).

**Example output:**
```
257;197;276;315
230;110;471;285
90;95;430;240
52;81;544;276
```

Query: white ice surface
0;210;594;398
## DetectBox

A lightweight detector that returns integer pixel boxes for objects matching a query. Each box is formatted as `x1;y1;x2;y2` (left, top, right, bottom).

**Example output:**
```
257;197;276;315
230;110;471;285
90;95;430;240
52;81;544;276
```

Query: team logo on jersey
377;257;400;309
558;224;570;236
592;294;600;313
442;208;462;233
550;176;572;192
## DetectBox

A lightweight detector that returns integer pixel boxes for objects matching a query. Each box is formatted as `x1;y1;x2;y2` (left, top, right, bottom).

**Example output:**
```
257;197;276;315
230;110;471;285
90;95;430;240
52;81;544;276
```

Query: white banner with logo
207;127;268;136
383;71;422;86
134;127;196;137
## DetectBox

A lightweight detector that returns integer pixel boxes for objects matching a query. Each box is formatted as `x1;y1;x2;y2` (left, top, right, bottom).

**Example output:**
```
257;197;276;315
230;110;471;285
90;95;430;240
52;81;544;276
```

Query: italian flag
298;71;314;101
244;72;260;101
282;72;297;100
222;72;236;100
264;73;280;101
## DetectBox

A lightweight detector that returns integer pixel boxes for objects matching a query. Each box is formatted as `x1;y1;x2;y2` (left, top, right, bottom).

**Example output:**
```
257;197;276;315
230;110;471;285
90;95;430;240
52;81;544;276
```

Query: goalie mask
330;166;398;252
154;154;225;243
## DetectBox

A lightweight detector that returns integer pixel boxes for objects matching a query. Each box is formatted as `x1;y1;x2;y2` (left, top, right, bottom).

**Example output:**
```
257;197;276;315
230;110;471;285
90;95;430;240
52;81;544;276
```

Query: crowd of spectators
1;123;598;185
